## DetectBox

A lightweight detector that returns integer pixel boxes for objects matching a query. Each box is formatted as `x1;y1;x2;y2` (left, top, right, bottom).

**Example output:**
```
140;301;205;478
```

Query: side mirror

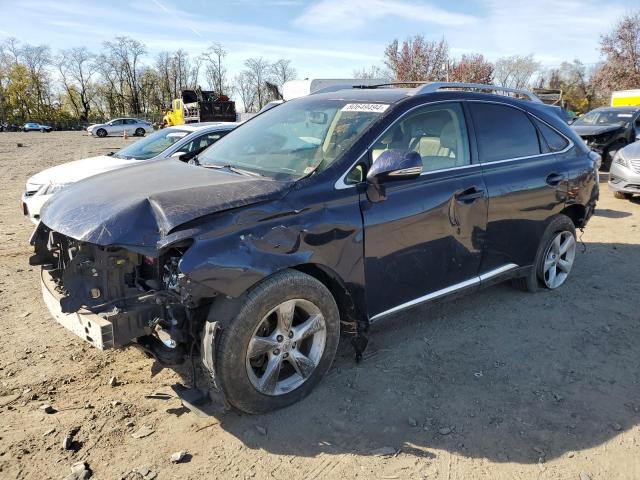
367;150;422;185
171;151;186;158
366;150;422;203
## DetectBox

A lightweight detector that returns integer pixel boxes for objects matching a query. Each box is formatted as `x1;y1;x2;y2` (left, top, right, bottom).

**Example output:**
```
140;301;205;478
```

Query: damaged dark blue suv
30;82;599;413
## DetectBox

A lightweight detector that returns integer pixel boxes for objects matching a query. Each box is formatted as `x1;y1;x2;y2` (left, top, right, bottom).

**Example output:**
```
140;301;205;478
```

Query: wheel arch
560;204;587;228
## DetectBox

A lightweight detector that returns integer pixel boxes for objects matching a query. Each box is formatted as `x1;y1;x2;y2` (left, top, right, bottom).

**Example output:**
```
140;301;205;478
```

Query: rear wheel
614;191;633;200
512;215;576;292
96;128;107;138
135;128;145;136
210;270;340;414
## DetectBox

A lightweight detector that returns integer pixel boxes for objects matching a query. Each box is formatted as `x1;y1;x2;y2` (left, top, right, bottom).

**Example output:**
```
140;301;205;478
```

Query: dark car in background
571;106;640;170
30;83;599;414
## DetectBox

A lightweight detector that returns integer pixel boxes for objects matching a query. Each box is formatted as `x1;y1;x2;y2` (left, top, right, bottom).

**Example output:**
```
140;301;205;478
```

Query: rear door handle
455;187;485;204
546;173;565;186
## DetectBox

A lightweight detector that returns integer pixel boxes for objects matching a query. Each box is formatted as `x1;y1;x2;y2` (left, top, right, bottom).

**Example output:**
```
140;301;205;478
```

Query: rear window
533;119;569;152
469;103;541;162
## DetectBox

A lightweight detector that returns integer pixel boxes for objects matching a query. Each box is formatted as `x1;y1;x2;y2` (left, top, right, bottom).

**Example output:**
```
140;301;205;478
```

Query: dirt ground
0;131;639;480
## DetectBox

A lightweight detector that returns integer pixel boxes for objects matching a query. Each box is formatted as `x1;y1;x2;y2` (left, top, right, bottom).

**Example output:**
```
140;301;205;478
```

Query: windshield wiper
202;164;263;177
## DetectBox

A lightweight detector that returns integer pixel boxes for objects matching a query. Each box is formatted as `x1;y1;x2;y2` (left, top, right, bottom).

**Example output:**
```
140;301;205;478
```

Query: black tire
614;191;633;200
512;214;576;292
135;128;145;137
210;270;340;414
96;128;107;138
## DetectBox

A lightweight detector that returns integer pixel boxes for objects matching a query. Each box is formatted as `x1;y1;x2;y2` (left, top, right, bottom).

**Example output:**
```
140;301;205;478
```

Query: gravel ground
0;131;639;479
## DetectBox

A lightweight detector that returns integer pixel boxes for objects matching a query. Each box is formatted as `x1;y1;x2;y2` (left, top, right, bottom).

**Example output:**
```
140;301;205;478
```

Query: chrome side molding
369;263;518;322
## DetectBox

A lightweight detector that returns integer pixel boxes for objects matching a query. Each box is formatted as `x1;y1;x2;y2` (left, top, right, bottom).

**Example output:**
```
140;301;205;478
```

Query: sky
0;0;632;81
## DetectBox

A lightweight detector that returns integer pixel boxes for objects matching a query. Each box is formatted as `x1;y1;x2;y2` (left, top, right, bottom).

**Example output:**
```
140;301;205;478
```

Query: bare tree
56;47;96;121
103;36;146;114
449;54;493;84
201;43;229;95
270;58;296;88
242;57;273;110
384;36;449;81
352;65;391;80
493;54;540;89
233;71;255;112
593;11;640;93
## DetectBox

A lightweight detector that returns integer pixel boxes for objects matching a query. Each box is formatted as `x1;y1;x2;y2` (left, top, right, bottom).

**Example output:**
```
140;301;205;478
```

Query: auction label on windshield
341;103;390;113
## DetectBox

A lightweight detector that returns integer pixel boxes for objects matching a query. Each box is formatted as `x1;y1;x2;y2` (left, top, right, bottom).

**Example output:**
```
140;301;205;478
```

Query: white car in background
22;122;237;223
87;118;154;137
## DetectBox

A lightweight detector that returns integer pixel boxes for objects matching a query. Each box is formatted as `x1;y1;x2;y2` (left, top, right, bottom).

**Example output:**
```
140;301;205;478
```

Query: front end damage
30;223;198;365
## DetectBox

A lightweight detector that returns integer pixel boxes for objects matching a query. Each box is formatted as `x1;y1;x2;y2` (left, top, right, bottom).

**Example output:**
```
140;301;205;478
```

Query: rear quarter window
533;118;569;152
469;103;541;162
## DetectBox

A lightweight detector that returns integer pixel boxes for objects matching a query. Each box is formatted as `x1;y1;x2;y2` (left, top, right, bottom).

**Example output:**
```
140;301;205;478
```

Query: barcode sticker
341;103;390;113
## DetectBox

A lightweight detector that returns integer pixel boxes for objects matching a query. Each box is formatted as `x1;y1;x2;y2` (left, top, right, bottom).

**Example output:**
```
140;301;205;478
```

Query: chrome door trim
369;263;518;323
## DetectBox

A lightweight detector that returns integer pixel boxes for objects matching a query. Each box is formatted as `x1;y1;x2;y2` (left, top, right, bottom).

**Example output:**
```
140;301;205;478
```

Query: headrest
439;121;457;151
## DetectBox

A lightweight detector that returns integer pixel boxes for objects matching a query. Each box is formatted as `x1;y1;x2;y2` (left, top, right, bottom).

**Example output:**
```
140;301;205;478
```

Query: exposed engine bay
31;223;192;364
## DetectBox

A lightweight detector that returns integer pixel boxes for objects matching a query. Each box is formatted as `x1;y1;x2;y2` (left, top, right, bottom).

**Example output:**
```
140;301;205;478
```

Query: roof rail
415;82;543;103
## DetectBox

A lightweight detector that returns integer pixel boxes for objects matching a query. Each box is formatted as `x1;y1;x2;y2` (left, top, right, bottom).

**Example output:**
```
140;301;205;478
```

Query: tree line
0;37;296;126
0;10;638;126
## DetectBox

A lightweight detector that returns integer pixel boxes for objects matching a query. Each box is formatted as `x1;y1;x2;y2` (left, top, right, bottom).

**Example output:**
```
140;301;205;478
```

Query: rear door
361;101;488;320
467;101;567;272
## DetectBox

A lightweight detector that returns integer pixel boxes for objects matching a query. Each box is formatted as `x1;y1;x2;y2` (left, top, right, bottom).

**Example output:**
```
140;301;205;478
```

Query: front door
361;102;488;320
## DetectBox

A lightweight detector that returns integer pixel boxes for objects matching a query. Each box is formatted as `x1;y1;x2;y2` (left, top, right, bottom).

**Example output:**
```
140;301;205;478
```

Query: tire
96;128;107;138
210;270;340;414
614;191;633;200
135;128;145;137
512;215;576;292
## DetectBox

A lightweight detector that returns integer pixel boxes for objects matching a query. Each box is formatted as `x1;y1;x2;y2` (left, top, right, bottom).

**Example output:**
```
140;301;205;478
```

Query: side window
112;119;124;125
371;102;470;173
127;119;138;125
533;118;569;152
345;164;365;185
183;132;226;153
469;103;541;162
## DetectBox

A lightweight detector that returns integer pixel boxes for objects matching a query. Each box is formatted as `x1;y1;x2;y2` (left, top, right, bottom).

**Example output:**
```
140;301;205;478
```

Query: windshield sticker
341;103;390;113
617;113;632;117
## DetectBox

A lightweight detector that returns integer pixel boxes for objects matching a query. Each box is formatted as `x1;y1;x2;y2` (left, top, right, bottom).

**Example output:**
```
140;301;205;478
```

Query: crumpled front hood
571;124;622;137
40;159;290;248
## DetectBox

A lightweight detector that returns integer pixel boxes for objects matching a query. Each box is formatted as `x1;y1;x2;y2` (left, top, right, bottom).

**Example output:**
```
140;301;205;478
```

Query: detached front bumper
609;163;640;194
41;266;116;349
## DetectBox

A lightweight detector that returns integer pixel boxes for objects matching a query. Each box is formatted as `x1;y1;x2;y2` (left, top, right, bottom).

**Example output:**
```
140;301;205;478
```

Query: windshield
574;110;633;127
198;97;389;180
114;128;189;160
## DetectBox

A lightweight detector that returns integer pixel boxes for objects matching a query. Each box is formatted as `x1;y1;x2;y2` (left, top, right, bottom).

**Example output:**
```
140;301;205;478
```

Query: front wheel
135;128;145;136
512;215;576;292
96;128;107;138
209;270;340;414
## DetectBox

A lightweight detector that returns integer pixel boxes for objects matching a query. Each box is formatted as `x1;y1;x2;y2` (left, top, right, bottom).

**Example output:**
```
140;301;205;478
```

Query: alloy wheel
245;299;326;396
542;231;576;289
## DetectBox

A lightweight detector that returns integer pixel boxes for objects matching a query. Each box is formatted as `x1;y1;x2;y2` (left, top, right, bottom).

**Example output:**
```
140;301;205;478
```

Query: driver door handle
546;172;565;186
455;187;485;204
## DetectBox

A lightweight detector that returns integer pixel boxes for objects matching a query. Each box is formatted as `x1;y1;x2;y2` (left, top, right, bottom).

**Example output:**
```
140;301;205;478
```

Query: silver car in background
609;138;640;200
87;118;154;137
